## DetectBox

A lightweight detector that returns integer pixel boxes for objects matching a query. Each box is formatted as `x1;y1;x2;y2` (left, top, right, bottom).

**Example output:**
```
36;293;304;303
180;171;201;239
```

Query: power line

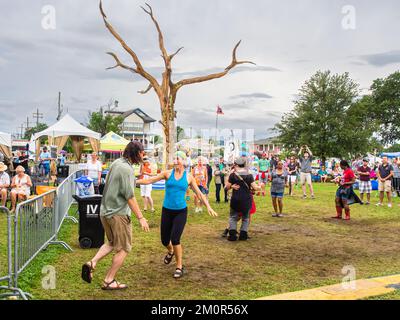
18;124;25;139
25;117;31;131
33;108;44;127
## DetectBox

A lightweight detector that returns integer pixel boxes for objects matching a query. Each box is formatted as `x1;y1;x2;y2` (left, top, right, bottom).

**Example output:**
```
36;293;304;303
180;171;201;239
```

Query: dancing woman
332;160;359;221
137;151;218;278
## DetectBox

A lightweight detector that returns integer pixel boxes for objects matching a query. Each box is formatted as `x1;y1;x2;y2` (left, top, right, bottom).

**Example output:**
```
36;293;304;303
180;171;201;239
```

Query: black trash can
73;195;104;249
98;171;108;195
57;165;69;178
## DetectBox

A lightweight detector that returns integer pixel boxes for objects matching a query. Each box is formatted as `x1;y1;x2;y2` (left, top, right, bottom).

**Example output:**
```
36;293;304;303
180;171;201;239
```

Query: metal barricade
56;171;79;230
13;189;72;291
0;170;83;299
67;163;80;175
0;207;29;300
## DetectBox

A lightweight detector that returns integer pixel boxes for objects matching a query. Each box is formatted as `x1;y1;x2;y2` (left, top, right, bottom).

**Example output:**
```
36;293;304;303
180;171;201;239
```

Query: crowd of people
79;141;400;290
4;141;399;290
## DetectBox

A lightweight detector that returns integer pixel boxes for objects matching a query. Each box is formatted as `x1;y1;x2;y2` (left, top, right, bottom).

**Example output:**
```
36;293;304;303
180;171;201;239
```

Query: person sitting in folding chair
0;162;10;207
10;166;32;213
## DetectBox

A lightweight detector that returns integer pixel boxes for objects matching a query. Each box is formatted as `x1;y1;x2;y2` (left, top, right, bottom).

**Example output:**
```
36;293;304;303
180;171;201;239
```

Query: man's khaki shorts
300;172;312;185
378;180;392;193
100;215;132;253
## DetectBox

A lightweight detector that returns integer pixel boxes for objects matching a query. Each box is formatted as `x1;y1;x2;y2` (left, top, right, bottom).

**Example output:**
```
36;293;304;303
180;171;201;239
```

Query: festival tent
380;152;400;159
32;114;101;161
0;131;12;158
100;131;130;152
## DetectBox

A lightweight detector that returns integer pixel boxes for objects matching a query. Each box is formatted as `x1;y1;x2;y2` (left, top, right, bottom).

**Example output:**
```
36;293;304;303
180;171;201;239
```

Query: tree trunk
161;99;176;169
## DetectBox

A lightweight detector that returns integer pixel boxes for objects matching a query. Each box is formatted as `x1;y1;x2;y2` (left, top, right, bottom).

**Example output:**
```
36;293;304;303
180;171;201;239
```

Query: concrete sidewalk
258;274;400;300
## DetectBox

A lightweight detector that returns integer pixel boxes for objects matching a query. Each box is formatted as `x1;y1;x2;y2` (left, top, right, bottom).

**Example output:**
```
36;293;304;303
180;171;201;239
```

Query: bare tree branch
170;47;184;60
140;3;169;66
174;41;255;89
105;52;138;73
100;0;160;93
138;83;153;94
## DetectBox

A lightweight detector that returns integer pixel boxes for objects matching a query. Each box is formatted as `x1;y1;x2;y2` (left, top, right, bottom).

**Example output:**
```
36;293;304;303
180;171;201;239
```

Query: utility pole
25;117;31;131
57;91;63;120
18;124;25;139
33;108;43;127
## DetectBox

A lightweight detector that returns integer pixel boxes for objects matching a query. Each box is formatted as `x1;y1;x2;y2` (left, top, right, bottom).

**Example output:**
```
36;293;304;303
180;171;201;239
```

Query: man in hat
357;158;372;205
225;157;263;241
376;156;394;208
39;146;52;176
0;162;10;207
298;145;315;199
19;150;30;175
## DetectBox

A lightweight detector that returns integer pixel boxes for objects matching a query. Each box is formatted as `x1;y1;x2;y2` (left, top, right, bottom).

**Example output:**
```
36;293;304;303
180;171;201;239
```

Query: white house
105;108;157;150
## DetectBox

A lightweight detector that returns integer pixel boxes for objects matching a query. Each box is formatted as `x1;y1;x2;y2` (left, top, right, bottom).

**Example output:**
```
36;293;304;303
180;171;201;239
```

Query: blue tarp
380;152;400;158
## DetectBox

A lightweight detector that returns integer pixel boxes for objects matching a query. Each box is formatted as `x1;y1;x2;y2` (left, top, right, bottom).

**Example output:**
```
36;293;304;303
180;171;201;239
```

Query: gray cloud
293;59;310;63
358;50;400;67
172;65;280;80
1;0;399;138
230;93;273;100
176;104;283;138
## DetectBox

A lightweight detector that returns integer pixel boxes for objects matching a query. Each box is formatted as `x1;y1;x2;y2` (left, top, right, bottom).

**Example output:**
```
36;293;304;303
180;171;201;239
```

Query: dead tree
100;1;255;165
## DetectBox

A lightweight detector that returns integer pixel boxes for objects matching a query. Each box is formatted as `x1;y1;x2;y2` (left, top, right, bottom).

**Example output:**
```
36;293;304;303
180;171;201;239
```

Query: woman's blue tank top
163;169;189;210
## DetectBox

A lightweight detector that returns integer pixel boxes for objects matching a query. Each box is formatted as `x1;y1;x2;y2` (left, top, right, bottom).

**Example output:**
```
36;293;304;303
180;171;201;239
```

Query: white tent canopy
0;131;11;147
32;114;101;161
0;131;12;158
33;114;100;140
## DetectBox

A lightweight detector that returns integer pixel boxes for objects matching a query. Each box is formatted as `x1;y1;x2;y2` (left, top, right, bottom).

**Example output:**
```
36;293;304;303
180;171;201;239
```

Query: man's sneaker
278;214;284;218
194;207;199;213
272;213;279;217
376;203;383;207
311;194;315;199
365;202;370;205
388;203;392;208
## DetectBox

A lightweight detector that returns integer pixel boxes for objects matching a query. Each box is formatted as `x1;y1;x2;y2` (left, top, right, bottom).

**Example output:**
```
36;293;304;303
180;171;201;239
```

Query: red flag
216;106;224;115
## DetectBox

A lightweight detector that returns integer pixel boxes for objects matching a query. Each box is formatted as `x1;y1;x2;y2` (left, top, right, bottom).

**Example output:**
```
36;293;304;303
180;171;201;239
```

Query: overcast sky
0;0;399;139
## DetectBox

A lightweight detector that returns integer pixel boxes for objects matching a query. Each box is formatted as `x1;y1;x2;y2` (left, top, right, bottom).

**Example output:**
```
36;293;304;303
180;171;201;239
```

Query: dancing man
298;145;315;199
81;141;150;290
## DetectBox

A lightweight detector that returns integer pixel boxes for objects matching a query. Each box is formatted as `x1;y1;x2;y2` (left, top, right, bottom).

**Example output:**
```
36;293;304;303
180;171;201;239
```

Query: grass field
1;183;400;300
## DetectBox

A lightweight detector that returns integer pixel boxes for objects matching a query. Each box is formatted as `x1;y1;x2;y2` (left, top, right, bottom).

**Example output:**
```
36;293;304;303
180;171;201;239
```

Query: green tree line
274;70;400;160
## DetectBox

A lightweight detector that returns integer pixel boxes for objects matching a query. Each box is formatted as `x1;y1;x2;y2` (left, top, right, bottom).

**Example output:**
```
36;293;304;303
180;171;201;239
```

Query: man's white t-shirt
86;161;102;180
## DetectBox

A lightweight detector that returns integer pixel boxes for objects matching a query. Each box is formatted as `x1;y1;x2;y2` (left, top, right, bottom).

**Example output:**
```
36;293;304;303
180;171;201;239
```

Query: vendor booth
99;131;130;165
32;114;101;161
0;131;12;159
100;131;130;153
380;152;400;159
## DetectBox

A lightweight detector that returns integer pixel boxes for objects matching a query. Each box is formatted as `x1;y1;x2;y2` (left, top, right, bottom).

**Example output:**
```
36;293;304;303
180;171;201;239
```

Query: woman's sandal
81;261;95;283
164;252;175;265
173;267;184;279
101;279;128;291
